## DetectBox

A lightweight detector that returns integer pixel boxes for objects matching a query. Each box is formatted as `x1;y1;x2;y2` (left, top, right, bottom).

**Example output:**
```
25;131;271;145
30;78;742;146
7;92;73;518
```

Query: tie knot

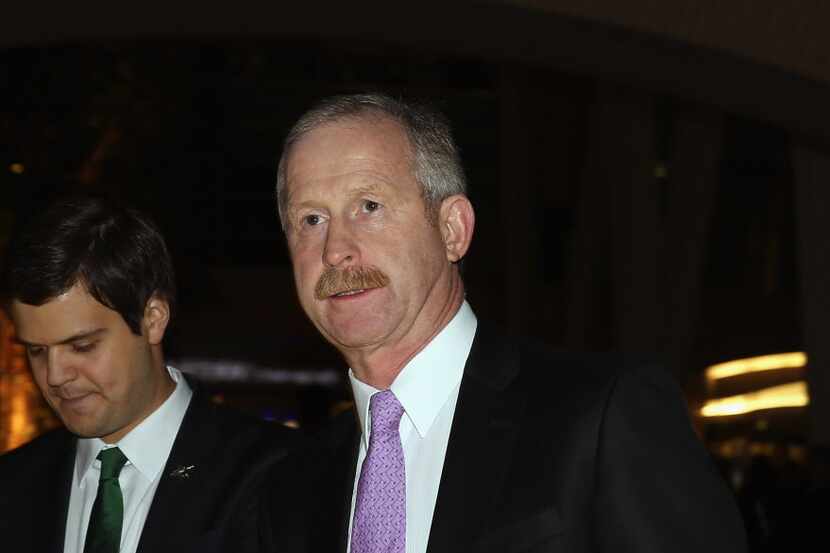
97;447;128;480
369;390;404;436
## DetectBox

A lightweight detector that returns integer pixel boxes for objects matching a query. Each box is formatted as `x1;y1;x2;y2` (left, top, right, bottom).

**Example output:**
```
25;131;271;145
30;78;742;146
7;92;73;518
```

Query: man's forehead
10;285;113;339
288;116;411;166
285;121;415;200
287;173;394;202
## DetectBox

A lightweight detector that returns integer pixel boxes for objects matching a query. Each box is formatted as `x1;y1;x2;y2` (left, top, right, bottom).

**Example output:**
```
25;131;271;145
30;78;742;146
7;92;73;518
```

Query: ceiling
503;0;830;85
4;1;829;145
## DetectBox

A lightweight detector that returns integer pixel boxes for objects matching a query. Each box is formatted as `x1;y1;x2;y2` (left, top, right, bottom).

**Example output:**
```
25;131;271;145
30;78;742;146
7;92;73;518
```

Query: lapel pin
169;464;196;479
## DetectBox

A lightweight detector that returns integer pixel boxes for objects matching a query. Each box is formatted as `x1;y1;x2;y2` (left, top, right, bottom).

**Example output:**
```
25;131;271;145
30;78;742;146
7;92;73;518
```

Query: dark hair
275;92;467;229
1;196;176;335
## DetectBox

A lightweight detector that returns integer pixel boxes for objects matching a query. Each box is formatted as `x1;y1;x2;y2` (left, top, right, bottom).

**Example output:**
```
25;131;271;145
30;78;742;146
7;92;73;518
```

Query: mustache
314;266;390;300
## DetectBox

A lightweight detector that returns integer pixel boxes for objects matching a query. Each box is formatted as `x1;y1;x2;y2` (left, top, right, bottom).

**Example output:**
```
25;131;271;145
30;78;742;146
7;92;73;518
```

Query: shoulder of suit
275;404;355;463
491;342;681;433
0;426;74;471
316;405;357;446
503;336;676;398
184;391;300;447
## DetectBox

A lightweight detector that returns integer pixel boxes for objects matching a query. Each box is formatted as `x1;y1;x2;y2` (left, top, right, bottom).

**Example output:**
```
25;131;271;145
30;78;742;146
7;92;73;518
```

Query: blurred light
3;374;41;451
705;351;806;382
701;381;809;417
8;389;29;449
9;163;24;174
173;358;341;387
654;163;668;179
789;444;808;463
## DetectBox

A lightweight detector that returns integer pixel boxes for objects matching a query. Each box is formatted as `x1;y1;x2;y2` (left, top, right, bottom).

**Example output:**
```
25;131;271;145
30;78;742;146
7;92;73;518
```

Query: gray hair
275;92;467;229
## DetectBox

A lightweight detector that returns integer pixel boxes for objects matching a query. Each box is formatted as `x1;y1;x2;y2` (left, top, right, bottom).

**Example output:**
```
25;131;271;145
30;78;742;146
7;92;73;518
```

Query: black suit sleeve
593;364;747;552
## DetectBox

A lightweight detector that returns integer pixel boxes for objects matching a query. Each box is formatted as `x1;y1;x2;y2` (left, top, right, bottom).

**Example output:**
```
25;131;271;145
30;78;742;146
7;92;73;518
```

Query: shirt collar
75;366;193;485
349;301;477;449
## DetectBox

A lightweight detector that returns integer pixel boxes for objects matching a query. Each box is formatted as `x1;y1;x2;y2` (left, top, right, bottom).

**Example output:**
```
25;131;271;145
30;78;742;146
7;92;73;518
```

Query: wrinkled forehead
290;115;412;161
284;117;417;200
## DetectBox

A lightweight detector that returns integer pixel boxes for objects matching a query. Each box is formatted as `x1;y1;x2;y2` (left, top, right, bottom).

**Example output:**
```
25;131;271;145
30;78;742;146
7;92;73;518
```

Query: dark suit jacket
261;325;747;552
0;391;294;553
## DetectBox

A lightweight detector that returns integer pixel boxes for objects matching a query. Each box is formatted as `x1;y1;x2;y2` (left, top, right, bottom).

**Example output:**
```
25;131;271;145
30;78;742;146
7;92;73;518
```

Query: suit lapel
53;439;75;553
33;430;76;553
427;326;525;553
273;410;359;553
332;417;359;553
135;396;211;553
48;433;76;553
309;411;360;553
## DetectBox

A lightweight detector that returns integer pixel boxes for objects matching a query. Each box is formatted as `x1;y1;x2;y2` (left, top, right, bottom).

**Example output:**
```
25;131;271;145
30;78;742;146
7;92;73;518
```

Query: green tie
84;447;128;553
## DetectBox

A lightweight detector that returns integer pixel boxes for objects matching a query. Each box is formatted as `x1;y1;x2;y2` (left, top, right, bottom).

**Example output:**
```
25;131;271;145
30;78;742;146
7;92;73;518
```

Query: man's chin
62;422;104;439
57;411;110;440
326;327;389;353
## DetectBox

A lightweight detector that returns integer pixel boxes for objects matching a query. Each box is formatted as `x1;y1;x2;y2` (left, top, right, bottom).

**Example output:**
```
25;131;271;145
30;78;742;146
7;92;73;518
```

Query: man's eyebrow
286;198;320;212
287;180;386;203
349;183;385;198
15;328;107;347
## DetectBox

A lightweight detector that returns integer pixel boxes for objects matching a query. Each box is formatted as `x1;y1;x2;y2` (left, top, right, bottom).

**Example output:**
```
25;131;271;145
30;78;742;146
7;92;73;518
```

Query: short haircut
275;92;467;229
1;196;176;336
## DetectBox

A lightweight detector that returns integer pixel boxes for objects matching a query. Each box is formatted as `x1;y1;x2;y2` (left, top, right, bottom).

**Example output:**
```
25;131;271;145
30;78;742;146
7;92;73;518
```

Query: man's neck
347;286;464;389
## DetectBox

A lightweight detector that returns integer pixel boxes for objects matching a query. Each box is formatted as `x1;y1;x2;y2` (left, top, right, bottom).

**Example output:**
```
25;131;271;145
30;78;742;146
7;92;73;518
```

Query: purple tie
351;389;406;553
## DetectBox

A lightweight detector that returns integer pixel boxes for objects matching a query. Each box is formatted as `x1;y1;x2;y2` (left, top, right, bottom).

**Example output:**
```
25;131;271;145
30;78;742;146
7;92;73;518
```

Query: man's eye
362;200;380;213
72;342;96;353
303;214;322;226
26;346;45;357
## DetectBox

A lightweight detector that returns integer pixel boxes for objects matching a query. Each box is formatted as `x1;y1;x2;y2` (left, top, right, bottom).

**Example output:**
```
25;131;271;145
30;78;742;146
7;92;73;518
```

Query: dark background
3;3;830;550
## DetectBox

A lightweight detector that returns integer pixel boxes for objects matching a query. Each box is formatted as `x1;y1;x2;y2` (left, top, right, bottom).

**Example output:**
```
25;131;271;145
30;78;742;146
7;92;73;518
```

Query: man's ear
142;295;170;345
438;194;475;263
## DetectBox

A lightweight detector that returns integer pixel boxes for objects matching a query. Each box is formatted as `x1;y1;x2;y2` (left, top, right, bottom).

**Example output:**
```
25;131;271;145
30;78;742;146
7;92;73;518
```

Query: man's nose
322;218;359;268
46;349;76;388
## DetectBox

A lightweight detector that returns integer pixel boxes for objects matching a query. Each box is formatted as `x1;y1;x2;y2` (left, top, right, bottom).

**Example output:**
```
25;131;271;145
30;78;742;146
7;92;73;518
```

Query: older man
261;93;746;553
0;196;292;553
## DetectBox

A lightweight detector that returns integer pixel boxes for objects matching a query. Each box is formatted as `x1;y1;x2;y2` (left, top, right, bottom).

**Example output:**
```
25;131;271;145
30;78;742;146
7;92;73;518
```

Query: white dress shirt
64;366;193;553
346;301;477;553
